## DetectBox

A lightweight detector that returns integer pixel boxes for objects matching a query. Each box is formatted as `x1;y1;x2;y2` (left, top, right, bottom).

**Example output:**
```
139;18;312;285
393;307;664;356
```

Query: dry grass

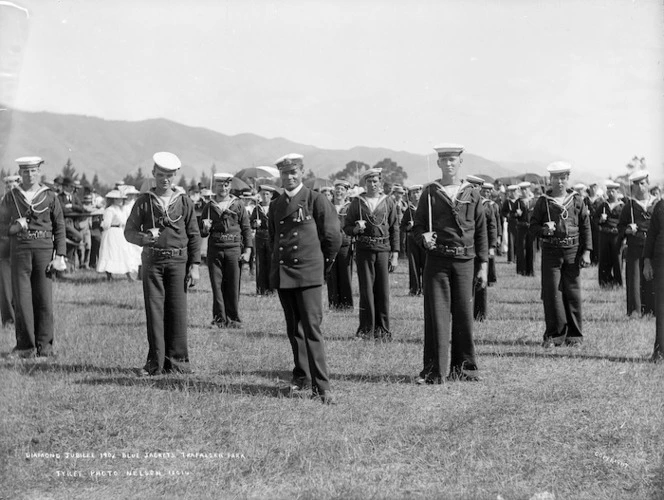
0;257;662;500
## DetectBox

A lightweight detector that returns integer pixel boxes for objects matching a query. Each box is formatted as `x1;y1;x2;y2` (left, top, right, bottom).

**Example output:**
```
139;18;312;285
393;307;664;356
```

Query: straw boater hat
105;190;126;199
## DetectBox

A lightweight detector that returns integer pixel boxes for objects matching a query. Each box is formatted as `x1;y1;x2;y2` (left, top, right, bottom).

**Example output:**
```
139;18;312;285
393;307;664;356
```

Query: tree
199;172;211;190
178;175;188;188
92;174;102;193
61;158;78;181
304;169;316;181
372;158;408;186
329;161;370;185
79;172;89;187
134;167;146;189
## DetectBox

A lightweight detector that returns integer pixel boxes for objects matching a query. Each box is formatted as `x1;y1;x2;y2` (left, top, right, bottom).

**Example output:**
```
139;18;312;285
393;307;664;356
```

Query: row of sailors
3;150;662;402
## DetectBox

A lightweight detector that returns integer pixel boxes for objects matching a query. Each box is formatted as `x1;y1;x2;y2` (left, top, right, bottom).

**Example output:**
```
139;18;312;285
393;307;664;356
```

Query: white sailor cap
200;188;213;197
628;170;649;183
546;161;572;175
507;184;519;191
15;156;44;168
518;181;532;189
392;184;405;194
407;184;423;192
482;182;494;190
4;175;20;183
573;183;587;191
434;143;464;157
360;168;382;181
333;179;352;189
275;153;304;169
605;180;621;189
465;175;485;186
213;172;234;182
153;152;181;171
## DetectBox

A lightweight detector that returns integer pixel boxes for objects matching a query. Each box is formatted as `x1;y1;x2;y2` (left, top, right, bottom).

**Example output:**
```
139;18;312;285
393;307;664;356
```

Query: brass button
279;233;284;237
293;232;298;236
293;246;298;250
279;260;284;264
279;247;283;251
293;258;298;263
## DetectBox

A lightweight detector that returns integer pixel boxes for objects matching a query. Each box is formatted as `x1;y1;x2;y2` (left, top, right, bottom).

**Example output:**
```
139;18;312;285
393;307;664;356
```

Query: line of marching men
2;150;662;404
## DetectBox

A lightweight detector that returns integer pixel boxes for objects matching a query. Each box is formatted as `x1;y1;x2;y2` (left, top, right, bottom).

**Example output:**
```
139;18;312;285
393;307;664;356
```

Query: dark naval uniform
327;201;353;309
125;188;201;374
252;203;274;296
412;181;488;381
0;199;14;327
529;189;592;345
482;196;501;285
515;197;535;276
268;185;341;397
474;196;497;320
596;199;624;287
618;196;656;316
401;202;426;296
501;196;519;263
200;195;253;327
643;199;664;360
0;185;66;357
344;194;400;339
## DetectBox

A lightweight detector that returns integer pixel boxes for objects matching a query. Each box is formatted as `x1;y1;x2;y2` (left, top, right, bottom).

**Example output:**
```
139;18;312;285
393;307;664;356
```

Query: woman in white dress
96;190;137;280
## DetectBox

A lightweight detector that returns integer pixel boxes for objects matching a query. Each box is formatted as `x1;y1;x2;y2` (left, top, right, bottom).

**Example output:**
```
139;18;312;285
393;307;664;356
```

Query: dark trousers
141;253;190;373
356;250;390;335
89;233;101;269
254;235;273;295
653;256;664;358
327;244;353;309
597;231;622;287
488;255;497;284
506;220;517;263
406;234;426;295
421;256;476;379
516;224;535;276
208;245;242;324
278;286;330;394
0;257;14;325
473;258;487;321
625;243;655;316
11;246;54;355
540;246;583;341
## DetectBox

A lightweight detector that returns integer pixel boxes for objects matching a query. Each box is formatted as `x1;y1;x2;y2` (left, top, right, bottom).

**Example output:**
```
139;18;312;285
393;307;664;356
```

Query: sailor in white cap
1;156;67;358
642;191;664;361
270;153;341;403
514;181;535;276
480;182;501;287
412;144;488;383
401;184;425;296
618;170;656;316
199;172;252;328
500;184;520;264
596;179;624;288
327;179;353;309
124;152;201;375
529;161;592;347
252;184;278;296
0;175;21;326
344;167;400;341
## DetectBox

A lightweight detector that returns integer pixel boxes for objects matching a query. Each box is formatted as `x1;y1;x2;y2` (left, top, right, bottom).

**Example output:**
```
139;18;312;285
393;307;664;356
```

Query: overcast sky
4;0;664;178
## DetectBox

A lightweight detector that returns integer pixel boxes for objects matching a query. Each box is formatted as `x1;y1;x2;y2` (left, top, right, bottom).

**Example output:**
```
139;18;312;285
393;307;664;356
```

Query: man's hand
489;248;495;257
579;250;591;268
186;264;200;288
643;258;654;281
240;249;252;263
388;252;399;273
476;262;488;289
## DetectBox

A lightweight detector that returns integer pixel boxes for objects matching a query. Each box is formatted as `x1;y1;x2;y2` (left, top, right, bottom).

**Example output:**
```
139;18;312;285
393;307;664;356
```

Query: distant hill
0;108;519;185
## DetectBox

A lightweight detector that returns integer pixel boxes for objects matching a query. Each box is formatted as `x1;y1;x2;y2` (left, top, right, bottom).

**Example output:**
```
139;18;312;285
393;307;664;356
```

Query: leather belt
146;247;186;258
210;232;241;242
630;230;648;240
599;226;619;234
433;244;473;256
17;230;52;240
543;235;578;247
357;236;389;244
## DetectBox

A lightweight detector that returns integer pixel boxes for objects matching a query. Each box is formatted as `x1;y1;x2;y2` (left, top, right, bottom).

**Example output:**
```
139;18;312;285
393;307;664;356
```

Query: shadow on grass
62;300;141;310
74;375;283;398
482;350;652;364
0;360;137;376
228;369;414;385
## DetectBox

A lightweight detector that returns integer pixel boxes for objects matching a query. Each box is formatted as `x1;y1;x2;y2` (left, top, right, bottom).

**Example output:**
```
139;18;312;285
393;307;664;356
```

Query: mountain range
1;108;554;186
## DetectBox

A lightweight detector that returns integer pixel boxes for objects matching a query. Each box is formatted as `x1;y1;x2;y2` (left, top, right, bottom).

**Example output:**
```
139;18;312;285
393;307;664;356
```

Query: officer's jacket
199;196;253;250
596;200;624;230
529;189;592;251
343;194;399;252
617;196;657;247
124;188;201;265
334;201;352;247
643;199;664;261
268;186;341;289
0;185;66;254
412;181;488;262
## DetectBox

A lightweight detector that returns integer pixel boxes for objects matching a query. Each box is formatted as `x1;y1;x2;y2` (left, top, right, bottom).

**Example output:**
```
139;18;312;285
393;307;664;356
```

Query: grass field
1;256;662;500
